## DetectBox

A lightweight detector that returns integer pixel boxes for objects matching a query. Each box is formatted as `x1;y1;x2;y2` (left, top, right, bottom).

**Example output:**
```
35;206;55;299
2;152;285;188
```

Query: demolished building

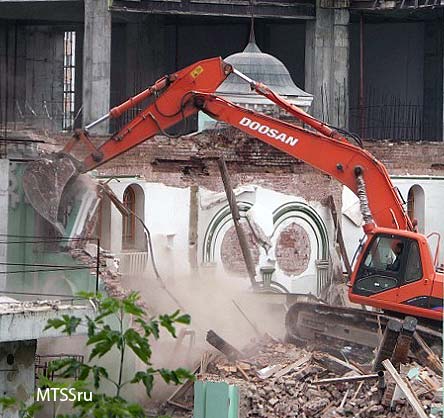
0;0;443;416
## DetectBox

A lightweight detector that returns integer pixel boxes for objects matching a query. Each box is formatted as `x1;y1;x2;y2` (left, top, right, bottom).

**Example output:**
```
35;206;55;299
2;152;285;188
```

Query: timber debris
168;333;443;418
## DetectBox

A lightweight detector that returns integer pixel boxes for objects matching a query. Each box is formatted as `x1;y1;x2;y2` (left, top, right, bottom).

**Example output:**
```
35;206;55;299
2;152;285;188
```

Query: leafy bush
1;292;194;418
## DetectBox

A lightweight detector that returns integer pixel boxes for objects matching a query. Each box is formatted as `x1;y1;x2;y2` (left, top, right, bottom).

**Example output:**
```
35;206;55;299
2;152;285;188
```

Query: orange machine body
58;57;442;323
348;227;443;322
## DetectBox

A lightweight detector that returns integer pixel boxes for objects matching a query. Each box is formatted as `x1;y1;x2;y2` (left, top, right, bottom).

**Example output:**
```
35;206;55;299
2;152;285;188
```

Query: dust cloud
122;267;288;401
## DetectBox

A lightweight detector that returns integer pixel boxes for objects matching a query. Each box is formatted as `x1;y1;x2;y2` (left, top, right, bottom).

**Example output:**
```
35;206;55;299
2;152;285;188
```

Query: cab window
363;236;403;272
354;235;404;296
404;240;422;283
353;235;423;297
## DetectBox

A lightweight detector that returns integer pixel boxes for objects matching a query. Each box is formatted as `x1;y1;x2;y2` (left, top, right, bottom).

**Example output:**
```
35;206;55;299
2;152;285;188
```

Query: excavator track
285;302;442;363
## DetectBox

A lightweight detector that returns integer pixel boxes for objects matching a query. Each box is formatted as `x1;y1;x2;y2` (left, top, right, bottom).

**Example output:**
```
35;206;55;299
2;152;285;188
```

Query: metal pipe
314;372;382;385
232;68;255;86
85;113;110;131
359;13;365;138
95;238;100;294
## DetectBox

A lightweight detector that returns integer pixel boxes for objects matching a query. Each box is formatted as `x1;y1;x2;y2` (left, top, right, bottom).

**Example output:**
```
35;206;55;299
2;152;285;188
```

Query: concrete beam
0;302;93;342
305;0;350;128
110;0;316;20
82;0;111;134
350;0;444;10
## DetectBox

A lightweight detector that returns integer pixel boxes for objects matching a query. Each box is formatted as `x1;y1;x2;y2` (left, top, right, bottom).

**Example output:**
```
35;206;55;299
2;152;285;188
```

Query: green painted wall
6;162;95;299
194;381;239;418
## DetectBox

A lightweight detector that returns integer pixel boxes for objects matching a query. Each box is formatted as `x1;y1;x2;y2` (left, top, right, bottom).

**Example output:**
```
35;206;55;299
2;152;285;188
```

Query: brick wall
52;131;444;208
220;223;260;275
276;222;311;276
363;140;444;174
46;131;444;287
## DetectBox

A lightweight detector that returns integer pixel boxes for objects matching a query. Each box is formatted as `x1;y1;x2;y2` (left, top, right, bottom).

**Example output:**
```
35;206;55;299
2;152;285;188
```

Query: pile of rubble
166;334;442;418
202;339;441;418
69;243;149;309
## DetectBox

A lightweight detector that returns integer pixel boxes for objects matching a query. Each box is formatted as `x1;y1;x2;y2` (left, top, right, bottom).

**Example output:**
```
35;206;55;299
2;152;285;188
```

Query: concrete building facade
0;0;442;139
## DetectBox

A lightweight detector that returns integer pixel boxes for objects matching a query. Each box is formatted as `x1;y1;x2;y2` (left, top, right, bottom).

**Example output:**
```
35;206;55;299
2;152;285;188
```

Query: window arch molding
122;183;145;250
407;184;425;233
272;201;330;295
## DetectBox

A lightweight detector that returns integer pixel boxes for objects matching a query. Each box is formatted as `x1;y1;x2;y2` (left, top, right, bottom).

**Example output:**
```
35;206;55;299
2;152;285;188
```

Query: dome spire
249;1;256;44
245;0;261;53
216;1;314;115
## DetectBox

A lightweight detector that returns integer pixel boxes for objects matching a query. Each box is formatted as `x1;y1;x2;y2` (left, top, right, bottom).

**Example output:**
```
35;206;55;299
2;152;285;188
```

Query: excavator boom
24;57;411;234
23;57;231;230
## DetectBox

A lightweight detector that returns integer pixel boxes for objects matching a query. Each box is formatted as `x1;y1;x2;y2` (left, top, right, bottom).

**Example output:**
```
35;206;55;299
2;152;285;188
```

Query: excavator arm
195;93;411;231
23;56;412;233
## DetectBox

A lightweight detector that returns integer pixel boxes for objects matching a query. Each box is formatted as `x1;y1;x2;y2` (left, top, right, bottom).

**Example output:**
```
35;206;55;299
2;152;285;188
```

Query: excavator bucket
23;154;80;235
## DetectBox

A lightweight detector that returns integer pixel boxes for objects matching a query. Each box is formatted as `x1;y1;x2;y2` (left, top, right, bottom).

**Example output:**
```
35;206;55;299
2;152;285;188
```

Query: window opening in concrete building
122;186;136;248
63;31;76;131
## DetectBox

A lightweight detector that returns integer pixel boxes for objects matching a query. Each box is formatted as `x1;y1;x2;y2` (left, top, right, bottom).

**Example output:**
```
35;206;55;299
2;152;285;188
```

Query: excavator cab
349;228;443;321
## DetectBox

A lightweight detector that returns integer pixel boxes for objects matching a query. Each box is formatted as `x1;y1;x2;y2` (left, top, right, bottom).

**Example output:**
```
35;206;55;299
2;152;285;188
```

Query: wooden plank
411;332;443;375
273;353;312;379
313;352;363;375
327;195;352;277
236;362;250;381
256;364;283;379
167;363;200;409
217;157;257;287
206;330;242;361
382;359;429;418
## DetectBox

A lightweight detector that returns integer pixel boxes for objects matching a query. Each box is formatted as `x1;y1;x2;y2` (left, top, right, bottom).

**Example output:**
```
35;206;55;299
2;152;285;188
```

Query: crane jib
239;117;299;147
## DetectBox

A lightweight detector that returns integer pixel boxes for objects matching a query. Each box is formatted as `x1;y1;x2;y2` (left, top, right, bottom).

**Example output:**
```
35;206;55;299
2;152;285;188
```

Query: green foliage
44;315;82;336
159;310;191;338
0;396;43;418
1;292;194;418
71;394;146;418
0;396;16;409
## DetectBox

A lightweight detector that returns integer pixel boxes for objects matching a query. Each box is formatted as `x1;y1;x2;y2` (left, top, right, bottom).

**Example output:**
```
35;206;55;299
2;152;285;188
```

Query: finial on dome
249;0;256;44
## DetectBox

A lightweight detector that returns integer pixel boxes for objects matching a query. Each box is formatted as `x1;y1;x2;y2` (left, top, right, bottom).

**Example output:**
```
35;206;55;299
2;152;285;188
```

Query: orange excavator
23;57;443;348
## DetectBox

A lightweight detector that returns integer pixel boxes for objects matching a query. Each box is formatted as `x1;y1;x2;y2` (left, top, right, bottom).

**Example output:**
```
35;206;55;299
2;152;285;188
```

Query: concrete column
0;160;8;291
305;1;349;128
110;205;122;255
0;340;37;418
423;21;443;140
82;0;111;134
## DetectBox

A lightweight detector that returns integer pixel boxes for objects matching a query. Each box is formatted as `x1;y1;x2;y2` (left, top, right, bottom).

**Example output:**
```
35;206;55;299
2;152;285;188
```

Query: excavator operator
387;241;404;272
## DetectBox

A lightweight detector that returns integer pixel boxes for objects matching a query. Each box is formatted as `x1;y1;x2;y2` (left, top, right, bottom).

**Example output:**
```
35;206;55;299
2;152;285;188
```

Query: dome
217;37;313;109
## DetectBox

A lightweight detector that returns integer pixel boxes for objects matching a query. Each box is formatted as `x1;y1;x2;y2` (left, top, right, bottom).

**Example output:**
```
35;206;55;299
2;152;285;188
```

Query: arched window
407;185;425;233
122;186;136;248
